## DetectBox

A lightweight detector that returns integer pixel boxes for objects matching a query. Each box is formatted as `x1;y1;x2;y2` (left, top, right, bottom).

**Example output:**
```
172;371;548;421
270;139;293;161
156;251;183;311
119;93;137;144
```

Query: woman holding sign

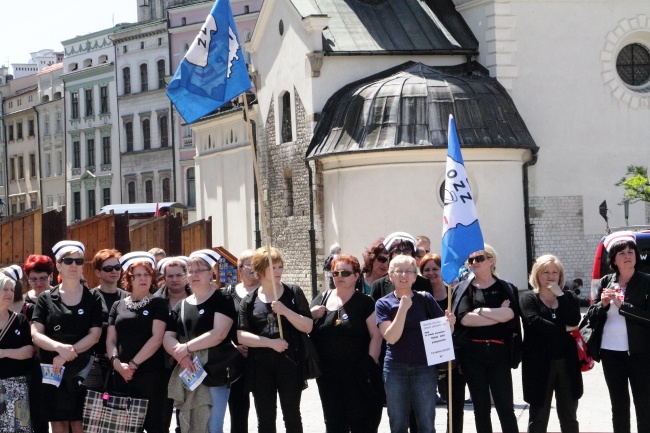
106;251;168;433
376;255;454;433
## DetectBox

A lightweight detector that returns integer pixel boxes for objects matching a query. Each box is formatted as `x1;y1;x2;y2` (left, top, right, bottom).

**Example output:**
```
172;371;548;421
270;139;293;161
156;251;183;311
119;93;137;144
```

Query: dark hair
361;239;386;274
92;249;122;271
419;253;441;273
121;261;158;294
331;254;361;275
23;254;54;275
388;239;416;259
607;240;640;274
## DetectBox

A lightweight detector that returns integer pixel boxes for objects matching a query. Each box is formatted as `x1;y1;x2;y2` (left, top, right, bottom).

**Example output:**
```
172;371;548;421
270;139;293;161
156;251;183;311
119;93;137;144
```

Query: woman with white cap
164;248;237;433
30;240;102;433
0;272;34;432
106;251;169;433
4;264;30;318
584;231;650;433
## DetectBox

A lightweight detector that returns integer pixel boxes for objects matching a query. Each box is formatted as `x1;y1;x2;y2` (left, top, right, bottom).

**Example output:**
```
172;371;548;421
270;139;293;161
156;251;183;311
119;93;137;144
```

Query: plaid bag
82;389;148;433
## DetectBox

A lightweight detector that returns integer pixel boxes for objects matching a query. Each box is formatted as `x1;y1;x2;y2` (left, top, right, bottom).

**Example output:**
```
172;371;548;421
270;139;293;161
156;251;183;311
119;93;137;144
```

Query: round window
616;43;650;87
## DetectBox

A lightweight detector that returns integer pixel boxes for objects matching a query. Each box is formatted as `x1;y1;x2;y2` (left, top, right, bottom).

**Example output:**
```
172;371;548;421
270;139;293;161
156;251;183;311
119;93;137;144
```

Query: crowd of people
0;229;649;433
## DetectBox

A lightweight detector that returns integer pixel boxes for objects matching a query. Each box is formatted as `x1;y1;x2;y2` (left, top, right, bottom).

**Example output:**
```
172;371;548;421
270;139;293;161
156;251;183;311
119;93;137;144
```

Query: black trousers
527;358;578;433
111;369;167;433
601;349;650;433
227;362;250;433
459;342;519;433
251;350;304;433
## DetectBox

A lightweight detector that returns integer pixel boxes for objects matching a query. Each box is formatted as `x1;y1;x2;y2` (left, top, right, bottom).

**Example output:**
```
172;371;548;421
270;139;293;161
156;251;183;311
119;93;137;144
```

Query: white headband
3;264;23;282
189;249;221;268
52;240;85;261
383;232;417;252
603;231;636;252
119;251;156;271
157;256;189;274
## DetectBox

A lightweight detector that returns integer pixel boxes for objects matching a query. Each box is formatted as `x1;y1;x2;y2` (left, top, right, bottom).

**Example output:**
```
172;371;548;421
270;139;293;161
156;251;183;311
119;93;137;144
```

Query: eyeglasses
331;270;354;277
187;268;211;276
392;269;415;276
240;263;252;269
468;255;487;265
28;276;50;284
392;248;413;255
62;258;85;266
102;264;122;272
375;256;389;264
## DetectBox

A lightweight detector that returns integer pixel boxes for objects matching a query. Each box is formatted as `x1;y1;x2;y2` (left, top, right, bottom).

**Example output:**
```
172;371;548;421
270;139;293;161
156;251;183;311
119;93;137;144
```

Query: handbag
570;328;595;372
82;367;148;433
180;300;244;388
300;332;322;380
578;309;605;362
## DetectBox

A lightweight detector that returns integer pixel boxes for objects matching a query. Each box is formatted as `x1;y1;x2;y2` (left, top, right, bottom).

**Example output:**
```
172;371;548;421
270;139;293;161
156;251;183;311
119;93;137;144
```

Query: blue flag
167;0;252;124
441;114;485;284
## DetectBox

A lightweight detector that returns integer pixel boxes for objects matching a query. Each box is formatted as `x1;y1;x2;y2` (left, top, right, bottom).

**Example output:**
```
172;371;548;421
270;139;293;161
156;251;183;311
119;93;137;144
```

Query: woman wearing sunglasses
310;254;383;432
451;244;522;433
361;239;390;295
31;240;103;433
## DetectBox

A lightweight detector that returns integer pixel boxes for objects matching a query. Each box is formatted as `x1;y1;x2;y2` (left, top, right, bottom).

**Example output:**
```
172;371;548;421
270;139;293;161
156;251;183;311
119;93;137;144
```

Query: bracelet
129;359;140;369
110;355;119;364
478;307;483;316
186;342;190;353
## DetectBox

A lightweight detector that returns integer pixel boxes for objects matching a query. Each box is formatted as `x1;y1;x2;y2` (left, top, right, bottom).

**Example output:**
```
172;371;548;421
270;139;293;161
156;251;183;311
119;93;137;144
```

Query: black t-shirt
167;289;237;349
457;281;510;341
108;296;169;371
310;291;375;372
32;286;103;364
90;287;128;356
0;312;32;379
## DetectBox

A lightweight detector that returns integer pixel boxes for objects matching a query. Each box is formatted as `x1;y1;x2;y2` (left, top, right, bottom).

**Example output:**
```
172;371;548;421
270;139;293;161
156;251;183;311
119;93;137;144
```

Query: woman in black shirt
0;273;34;432
106;251;168;433
237;246;313;433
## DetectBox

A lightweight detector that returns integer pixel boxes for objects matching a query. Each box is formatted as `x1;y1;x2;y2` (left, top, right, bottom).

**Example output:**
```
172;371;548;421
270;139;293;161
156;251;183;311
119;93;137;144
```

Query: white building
62;27;125;222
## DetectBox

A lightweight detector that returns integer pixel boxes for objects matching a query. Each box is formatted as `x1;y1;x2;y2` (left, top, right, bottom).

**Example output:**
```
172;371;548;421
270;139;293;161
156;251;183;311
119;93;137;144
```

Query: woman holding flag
452;245;521;433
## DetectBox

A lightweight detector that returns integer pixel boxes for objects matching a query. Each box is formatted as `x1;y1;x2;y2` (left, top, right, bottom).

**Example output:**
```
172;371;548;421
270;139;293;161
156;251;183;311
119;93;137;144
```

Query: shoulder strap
320;290;332;306
0;311;18;343
180;299;190;343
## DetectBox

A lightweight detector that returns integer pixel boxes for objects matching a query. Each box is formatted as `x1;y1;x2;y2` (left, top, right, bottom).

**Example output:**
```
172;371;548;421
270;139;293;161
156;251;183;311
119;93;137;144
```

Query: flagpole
241;91;283;339
448;285;453;433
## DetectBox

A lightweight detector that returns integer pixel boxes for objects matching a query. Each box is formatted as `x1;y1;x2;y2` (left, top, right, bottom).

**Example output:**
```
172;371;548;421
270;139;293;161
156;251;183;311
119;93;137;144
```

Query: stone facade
529;195;602;287
258;89;323;299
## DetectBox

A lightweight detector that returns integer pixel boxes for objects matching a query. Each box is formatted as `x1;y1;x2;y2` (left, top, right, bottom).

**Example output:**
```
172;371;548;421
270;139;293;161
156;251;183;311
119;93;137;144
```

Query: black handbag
578;308;605;362
300;332;321;380
180;300;244;388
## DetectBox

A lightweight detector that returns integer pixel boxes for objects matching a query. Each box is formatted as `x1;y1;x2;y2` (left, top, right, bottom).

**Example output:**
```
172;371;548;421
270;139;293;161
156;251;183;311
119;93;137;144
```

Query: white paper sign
179;356;208;391
420;317;456;366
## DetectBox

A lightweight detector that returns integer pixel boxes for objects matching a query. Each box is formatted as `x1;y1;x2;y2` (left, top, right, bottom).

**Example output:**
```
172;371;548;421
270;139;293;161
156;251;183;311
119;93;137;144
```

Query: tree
615;165;650;203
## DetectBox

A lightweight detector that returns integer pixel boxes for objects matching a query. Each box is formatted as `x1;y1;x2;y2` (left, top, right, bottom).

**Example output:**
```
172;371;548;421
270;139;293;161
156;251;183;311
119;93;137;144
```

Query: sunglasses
102;264;122;272
331;270;354;277
375;256;389;264
62;258;85;266
467;255;487;265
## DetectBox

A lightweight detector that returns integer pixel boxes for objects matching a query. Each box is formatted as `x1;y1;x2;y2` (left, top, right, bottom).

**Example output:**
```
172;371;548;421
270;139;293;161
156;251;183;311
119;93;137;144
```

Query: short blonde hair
529;254;565;293
251;247;283;278
388;255;418;274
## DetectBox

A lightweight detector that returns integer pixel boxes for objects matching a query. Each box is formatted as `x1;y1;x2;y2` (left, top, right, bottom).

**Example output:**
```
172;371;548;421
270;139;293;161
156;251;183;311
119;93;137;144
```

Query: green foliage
615;165;650;204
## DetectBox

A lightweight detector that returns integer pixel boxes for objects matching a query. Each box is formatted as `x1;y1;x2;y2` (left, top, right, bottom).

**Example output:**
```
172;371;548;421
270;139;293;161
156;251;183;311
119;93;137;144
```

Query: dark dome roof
306;62;537;159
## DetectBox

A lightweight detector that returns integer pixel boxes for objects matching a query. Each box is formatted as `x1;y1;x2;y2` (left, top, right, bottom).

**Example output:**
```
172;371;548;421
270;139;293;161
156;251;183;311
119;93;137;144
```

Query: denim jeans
383;360;437;433
208;386;231;433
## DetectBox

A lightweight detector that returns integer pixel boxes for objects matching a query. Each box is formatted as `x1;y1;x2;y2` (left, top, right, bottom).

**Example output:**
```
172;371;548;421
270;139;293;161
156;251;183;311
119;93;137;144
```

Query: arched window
187;167;196;208
142;119;151;149
145;180;153;203
280;92;292;143
162;178;171;202
140;64;148;92
157;59;166;88
128;182;136;203
123;67;131;94
125;122;133;152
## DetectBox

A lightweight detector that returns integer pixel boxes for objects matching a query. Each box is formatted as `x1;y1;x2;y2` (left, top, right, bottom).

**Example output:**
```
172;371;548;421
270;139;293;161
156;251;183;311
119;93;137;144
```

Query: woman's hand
179;355;195;372
601;289;615;307
566;325;578;332
235;344;249;358
445;310;456;328
398;295;412;311
56;343;78;362
546;282;563;296
52;355;66;375
115;361;136;382
613;295;623;308
271;301;290;316
269;338;289;353
172;342;190;362
310;305;326;319
500;299;511;309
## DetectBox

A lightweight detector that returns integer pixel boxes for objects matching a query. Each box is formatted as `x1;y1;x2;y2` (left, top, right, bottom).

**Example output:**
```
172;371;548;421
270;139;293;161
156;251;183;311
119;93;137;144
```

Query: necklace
124;295;151;311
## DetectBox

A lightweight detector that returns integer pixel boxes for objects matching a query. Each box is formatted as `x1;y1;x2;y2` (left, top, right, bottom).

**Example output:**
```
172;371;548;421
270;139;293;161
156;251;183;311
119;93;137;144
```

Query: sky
0;0;137;69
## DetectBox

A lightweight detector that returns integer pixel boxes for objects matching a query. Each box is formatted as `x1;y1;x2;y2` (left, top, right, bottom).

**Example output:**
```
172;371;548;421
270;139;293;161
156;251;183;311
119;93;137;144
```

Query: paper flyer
41;364;65;387
179;356;208;391
420;317;456;366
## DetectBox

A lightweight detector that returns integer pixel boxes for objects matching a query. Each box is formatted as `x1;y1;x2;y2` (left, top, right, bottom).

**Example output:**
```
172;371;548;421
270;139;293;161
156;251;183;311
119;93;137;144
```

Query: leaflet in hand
179;356;207;391
41;364;65;387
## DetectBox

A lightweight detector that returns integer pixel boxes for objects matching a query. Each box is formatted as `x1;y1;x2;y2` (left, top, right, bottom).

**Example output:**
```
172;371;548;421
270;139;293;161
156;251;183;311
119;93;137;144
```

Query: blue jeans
383;360;437;433
208;386;231;433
